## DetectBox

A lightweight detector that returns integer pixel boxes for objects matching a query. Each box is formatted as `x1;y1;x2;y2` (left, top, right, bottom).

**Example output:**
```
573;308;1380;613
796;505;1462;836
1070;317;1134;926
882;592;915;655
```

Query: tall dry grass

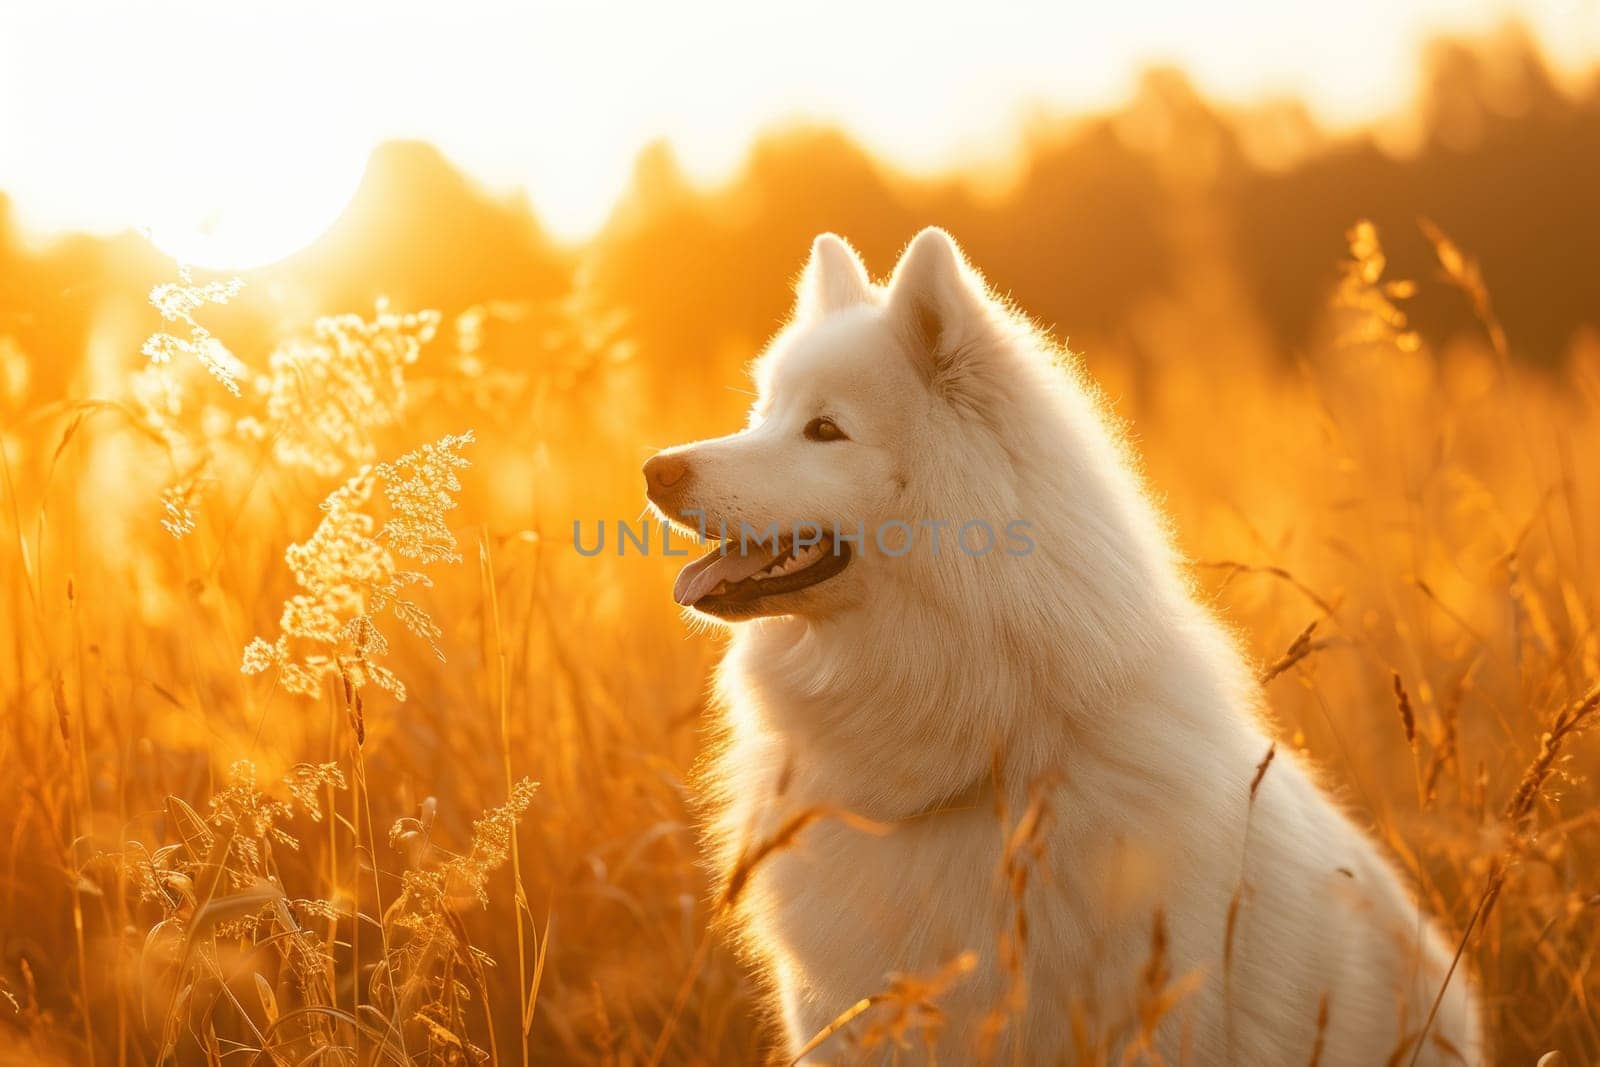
0;218;1596;1064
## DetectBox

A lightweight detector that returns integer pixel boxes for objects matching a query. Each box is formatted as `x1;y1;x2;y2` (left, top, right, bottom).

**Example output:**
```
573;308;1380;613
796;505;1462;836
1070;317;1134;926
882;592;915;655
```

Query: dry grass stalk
1405;859;1503;1067
241;431;476;701
1333;220;1420;352
979;772;1059;1059
1505;685;1600;826
1248;743;1277;800
1420;217;1509;360
1392;671;1417;748
717;806;888;916
1308;993;1330;1067
1120;909;1202;1066
791;951;977;1065
1259;620;1320;684
1222;886;1246;982
1225;743;1276;1002
141;269;247;396
1192;559;1336;617
1420;669;1470;807
1408;683;1598;1064
238;303;441;476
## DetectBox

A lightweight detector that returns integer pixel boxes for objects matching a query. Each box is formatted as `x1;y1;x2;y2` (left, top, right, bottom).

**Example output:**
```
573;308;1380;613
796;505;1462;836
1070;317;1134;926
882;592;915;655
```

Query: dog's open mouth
673;532;851;613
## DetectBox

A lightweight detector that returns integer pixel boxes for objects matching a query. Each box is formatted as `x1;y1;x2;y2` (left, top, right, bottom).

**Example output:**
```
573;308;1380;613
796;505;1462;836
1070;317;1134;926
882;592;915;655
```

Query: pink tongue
673;542;781;606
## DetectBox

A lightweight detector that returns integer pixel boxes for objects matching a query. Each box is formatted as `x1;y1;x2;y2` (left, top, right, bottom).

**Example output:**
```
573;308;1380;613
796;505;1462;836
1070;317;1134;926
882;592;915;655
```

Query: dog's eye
803;416;848;443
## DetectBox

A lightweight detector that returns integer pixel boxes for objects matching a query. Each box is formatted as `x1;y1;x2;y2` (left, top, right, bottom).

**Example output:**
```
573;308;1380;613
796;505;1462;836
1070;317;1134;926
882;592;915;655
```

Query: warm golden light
4;3;1600;1063
141;149;370;269
3;0;1598;249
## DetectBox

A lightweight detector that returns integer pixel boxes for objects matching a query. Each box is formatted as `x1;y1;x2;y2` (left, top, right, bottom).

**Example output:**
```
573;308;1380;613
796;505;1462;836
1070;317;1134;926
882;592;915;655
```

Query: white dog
644;229;1482;1064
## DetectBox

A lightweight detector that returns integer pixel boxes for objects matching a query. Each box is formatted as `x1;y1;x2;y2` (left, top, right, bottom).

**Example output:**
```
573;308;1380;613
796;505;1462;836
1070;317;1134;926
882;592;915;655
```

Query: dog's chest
736;798;1010;995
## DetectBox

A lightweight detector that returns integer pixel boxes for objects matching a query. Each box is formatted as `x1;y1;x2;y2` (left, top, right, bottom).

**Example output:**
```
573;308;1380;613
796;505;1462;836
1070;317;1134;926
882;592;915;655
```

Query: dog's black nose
644;452;691;501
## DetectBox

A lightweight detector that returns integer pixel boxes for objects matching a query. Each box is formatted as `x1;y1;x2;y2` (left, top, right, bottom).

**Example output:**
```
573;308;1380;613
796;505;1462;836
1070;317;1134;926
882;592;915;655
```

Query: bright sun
4;1;1596;258
142;147;371;271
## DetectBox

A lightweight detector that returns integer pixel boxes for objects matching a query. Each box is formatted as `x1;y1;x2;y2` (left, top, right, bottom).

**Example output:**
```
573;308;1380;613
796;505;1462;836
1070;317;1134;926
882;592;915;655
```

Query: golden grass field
1;205;1597;1066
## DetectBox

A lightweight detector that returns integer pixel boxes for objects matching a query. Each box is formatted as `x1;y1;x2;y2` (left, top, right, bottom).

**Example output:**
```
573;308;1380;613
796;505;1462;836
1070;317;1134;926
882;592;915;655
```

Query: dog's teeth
741;537;826;582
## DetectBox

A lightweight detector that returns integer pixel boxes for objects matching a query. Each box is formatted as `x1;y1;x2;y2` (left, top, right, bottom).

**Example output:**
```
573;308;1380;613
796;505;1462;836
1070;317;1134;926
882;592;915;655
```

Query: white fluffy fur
650;230;1483;1064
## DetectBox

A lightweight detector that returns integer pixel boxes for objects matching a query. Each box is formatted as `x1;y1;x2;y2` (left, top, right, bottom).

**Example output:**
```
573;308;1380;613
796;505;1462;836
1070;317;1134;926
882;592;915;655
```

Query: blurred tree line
2;25;1595;418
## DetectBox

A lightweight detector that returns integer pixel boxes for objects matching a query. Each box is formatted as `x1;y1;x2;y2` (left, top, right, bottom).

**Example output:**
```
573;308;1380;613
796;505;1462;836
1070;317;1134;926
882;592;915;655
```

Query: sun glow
2;0;1597;261
139;149;370;270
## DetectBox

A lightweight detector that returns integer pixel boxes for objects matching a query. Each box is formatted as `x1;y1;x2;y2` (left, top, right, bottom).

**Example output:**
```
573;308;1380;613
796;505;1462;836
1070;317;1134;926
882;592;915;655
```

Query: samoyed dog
644;229;1482;1064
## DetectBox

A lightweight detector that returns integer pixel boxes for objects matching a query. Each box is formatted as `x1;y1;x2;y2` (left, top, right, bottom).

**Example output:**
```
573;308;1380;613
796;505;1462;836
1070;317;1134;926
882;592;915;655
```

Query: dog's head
645;227;1032;621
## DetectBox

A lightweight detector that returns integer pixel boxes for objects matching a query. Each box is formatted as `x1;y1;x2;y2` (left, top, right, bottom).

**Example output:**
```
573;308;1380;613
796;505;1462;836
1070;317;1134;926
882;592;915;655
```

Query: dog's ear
887;227;989;383
797;233;872;314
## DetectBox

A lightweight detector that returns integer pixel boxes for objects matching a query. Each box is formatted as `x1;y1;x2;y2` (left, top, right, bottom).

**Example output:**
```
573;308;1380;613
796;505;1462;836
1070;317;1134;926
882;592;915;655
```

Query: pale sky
2;0;1597;268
